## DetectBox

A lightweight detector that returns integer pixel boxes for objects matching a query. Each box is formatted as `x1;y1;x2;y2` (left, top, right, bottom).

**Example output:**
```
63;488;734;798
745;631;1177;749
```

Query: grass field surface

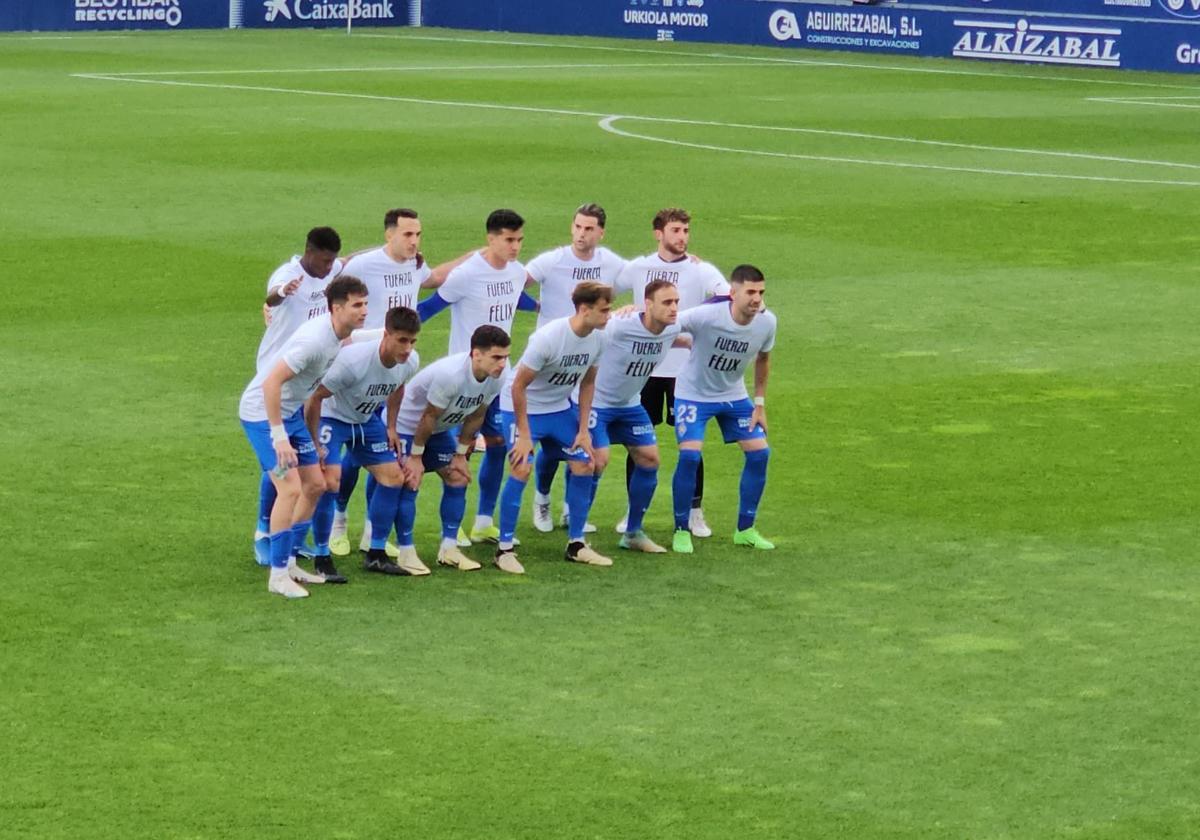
2;26;1199;838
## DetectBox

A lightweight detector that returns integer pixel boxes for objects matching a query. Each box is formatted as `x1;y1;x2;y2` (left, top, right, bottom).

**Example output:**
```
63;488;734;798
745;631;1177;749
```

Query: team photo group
238;205;778;598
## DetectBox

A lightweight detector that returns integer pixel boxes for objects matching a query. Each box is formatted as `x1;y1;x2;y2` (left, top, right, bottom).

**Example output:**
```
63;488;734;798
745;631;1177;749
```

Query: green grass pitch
2;25;1199;838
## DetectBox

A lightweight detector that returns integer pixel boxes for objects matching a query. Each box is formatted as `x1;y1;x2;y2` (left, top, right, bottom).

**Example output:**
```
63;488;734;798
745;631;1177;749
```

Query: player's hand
404;454;426;490
273;438;298;473
262;303;272;326
613;304;637;319
571;430;594;462
316;443;328;467
751;406;768;433
280;276;303;297
508;435;533;467
387;428;401;453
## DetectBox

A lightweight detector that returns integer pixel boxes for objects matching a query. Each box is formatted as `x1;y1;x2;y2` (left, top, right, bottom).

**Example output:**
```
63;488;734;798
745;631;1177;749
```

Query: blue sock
627;464;658;534
257;473;275;533
336;453;360;513
534;447;558;496
311;492;336;555
369;484;400;550
440;484;468;541
289;519;312;560
672;450;702;530
365;473;378;507
268;530;293;569
738;449;770;531
589;473;601;506
477;444;507;518
565;472;593;542
396;487;418;548
498;475;527;545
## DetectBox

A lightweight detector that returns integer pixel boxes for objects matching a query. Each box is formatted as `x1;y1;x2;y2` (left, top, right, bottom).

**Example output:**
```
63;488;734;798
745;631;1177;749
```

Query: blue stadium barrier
421;0;1200;74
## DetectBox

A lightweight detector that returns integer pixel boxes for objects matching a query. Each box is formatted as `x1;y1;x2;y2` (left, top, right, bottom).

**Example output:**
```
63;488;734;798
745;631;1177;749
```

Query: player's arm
403;401;442;489
265;274;303;307
573;366;598;460
262;359;299;470
508;364;538;466
445;404;487;485
304;384;335;465
423;249;475;289
752;351;770;432
385;385;405;455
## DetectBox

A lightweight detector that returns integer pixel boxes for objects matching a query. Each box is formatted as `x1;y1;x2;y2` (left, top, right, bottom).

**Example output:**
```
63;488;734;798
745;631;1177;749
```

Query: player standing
393;326;513;572
615;208;729;538
417;209;537;547
588;279;684;554
670;265;777;554
329;209;471;558
252;227;342;566
523;203;626;535
304;306;423;582
496;282;614;573
238;275;369;599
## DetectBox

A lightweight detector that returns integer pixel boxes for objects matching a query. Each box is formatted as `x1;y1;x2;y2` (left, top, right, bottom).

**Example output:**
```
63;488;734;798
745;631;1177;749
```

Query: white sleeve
319;349;356;394
676;307;703;336
760;314;777;353
438;266;469;303
518;328;556;373
425;376;454;410
613;261;638;296
266;264;296;299
280;332;322;375
526;251;552;285
349;327;384;344
601;249;627;285
702;263;730;298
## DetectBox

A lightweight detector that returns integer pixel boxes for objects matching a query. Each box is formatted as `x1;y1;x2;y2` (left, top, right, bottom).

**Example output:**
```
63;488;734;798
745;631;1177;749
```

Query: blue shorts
319;415;395;467
397;431;458;472
480;396;504;440
499;406;591;463
673;398;766;444
242;407;319;472
590;405;658;450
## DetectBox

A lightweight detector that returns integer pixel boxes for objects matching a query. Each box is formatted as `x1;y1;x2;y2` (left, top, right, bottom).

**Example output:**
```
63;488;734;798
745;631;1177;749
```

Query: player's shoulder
756;308;778;331
268;255;302;279
405;349;421;371
342;246;383;269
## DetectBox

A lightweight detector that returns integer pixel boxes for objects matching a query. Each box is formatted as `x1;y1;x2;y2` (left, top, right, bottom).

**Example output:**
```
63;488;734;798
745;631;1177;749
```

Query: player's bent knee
511;462;532;482
592;451;610;473
567;459;593;477
740;438;769;453
632;448;660;469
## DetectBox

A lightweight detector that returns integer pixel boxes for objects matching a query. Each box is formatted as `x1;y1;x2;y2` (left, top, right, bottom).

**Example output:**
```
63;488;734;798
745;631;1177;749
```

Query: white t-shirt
593;315;682;410
526;245;626;329
513;317;604;415
675;303;777;403
239;315;342;422
395;352;505;435
342;247;431;330
255;255;343;371
320;341;420;424
438;251;527;354
617;253;730;378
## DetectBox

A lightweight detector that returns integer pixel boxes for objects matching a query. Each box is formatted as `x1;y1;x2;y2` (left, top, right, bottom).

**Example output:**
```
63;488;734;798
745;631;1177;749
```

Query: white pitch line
597;116;1200;187
354;31;1200;91
1088;97;1200;109
72;72;1200;173
86;60;765;78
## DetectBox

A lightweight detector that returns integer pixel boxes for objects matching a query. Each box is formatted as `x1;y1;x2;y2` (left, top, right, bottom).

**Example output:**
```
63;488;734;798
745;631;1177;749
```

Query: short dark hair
643;279;676;302
572;281;614;309
575;203;607;229
486;209;524;234
652;208;690;231
325;274;368;306
470;325;511;351
730;264;765;285
385;306;421;334
306;226;341;253
385;208;419;229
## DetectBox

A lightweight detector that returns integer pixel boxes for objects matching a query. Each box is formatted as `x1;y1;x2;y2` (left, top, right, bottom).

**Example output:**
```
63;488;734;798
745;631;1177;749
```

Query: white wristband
269;424;288;443
753;397;765;407
410;444;426;456
455;442;471;456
